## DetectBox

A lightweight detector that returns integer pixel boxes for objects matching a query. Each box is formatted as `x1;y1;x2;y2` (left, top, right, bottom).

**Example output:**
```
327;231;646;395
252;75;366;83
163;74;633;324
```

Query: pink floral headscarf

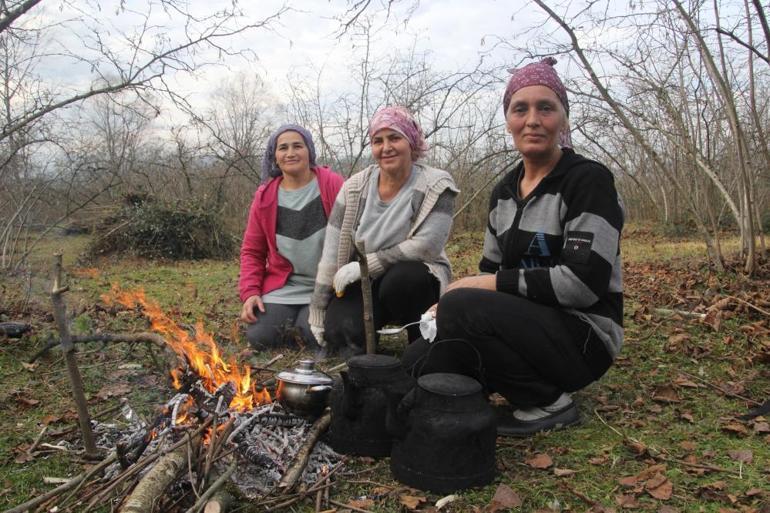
503;57;572;148
368;106;429;159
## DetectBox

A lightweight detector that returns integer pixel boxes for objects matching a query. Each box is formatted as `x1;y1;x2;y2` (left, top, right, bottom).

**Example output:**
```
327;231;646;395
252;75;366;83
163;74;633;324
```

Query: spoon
376;320;423;335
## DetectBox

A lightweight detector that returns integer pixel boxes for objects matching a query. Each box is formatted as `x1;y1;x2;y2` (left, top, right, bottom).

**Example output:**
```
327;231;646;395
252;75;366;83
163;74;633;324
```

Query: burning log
119;433;201;513
278;408;332;491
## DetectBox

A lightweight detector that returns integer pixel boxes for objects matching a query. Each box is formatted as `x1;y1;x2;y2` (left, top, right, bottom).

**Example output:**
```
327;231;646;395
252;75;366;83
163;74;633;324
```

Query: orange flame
102;285;271;412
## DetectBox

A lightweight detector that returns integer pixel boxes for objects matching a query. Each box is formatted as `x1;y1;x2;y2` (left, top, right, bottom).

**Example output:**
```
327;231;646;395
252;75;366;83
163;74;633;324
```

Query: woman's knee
245;322;280;349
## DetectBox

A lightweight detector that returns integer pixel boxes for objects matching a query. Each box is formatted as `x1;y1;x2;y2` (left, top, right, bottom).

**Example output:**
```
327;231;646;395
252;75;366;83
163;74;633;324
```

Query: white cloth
332;261;361;295
419;311;437;342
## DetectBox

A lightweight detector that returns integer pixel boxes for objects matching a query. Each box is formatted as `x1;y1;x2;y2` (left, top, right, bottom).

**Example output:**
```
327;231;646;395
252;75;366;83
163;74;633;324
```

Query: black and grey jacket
481;149;624;358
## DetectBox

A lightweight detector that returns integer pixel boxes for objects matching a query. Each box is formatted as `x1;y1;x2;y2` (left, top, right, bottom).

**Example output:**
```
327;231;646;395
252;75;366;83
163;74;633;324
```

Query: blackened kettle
326;354;414;457
389;372;496;493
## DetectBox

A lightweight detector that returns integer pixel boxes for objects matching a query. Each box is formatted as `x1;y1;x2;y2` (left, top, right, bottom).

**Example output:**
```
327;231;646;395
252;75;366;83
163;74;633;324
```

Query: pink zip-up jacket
238;166;344;302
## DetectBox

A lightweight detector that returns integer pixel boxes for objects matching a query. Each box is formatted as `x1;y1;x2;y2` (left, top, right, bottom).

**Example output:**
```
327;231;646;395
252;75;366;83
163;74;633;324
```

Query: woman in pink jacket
239;124;343;350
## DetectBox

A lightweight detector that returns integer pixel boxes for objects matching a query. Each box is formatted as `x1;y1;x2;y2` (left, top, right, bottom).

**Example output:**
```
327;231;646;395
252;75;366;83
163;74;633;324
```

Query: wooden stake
353;240;376;355
51;253;98;457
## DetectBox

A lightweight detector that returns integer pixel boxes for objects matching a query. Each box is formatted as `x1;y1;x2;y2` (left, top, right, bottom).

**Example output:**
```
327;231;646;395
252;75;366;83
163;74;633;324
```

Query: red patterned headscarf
503;57;572;148
368;106;429;159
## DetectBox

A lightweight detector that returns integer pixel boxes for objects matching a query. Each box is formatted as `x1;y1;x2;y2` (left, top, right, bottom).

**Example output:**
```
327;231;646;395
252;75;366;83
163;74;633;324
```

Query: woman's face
505;85;567;160
371;128;413;175
275;131;311;177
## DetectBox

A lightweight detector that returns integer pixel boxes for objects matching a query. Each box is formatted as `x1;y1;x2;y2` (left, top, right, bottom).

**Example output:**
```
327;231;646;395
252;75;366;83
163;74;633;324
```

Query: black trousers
324;261;440;355
401;288;613;407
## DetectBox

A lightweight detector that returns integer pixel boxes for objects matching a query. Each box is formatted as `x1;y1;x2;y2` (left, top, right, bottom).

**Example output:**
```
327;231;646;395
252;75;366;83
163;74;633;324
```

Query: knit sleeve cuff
308;307;326;329
495;269;523;295
366;253;385;279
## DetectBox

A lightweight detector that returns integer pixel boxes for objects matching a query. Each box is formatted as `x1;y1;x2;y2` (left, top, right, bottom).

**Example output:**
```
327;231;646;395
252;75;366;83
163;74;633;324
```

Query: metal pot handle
306;385;332;394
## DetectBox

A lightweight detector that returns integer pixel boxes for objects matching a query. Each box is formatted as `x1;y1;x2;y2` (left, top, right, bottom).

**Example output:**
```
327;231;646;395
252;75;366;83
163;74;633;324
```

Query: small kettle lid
276;359;333;386
417;373;482;397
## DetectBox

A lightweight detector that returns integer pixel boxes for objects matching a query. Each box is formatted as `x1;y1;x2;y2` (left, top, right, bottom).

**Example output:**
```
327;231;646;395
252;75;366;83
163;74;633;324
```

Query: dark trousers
324;261;440;355
401;288;613;407
245;303;318;350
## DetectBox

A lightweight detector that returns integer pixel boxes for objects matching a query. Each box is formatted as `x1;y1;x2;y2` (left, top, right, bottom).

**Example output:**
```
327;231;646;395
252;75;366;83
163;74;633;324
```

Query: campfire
102;285;271;413
20;284;343;513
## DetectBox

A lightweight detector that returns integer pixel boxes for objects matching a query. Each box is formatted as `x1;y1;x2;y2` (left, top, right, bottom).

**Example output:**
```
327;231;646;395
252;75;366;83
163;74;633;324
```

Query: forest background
1;0;767;273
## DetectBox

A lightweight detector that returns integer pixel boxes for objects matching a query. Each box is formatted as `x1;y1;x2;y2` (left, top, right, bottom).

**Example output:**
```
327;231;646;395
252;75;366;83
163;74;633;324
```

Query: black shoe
496;402;581;437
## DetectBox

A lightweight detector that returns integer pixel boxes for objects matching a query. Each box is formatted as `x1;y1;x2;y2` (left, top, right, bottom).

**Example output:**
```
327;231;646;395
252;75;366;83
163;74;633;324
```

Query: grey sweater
309;163;459;329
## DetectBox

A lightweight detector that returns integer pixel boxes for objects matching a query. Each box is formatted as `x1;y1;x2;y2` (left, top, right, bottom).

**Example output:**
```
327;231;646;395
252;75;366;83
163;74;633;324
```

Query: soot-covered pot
275;360;333;418
326;354;414;457
388;372;497;493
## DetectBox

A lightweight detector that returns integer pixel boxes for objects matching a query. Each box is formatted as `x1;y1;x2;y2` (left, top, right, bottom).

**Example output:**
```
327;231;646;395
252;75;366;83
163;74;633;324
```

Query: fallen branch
1;452;116;513
119;433;200;513
185;460;237;513
29;332;167;363
278;408;332;491
725;295;770;317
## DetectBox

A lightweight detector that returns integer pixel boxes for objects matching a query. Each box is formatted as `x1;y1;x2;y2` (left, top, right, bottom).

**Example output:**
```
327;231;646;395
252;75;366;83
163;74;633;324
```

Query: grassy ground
0;226;768;512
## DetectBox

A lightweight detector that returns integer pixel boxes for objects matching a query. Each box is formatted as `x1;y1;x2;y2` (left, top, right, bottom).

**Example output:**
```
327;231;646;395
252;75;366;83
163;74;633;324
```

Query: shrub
89;196;236;260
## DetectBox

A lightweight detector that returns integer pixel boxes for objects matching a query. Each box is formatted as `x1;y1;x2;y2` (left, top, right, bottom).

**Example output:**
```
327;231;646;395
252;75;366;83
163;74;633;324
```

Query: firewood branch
29;332;168;363
119;433;201;513
277;408;332;491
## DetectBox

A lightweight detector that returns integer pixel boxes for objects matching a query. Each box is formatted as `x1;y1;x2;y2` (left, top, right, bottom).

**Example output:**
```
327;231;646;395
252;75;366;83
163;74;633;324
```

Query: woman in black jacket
403;58;624;437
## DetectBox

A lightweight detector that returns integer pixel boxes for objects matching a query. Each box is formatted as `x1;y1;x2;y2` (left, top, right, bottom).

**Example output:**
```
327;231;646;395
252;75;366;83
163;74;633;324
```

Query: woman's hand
333;261;361;296
445;274;496;294
240;295;265;323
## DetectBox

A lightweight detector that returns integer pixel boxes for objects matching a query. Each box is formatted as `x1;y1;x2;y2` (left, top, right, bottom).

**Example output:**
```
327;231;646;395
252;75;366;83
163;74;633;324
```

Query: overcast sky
35;1;550;114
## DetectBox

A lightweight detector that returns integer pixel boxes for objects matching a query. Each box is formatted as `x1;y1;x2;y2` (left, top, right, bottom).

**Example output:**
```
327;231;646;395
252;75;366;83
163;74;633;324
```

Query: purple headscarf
503;57;572;148
368;106;428;159
261;124;317;182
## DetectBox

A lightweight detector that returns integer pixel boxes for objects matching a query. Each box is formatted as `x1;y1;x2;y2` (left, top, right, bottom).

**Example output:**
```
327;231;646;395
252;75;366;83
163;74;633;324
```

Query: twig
560;482;598;506
27;425;48;456
725;295;770;317
184;460;237;513
653;307;706;320
593;409;740;477
1;452;116;513
677;370;761;406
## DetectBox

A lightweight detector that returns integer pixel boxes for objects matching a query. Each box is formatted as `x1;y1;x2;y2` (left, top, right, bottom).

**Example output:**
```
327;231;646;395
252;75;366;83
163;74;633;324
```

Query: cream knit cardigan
309;163;459;329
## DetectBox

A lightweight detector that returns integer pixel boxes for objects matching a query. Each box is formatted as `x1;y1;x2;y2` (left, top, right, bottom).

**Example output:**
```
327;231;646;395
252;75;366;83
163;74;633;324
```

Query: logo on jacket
526;232;551;257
